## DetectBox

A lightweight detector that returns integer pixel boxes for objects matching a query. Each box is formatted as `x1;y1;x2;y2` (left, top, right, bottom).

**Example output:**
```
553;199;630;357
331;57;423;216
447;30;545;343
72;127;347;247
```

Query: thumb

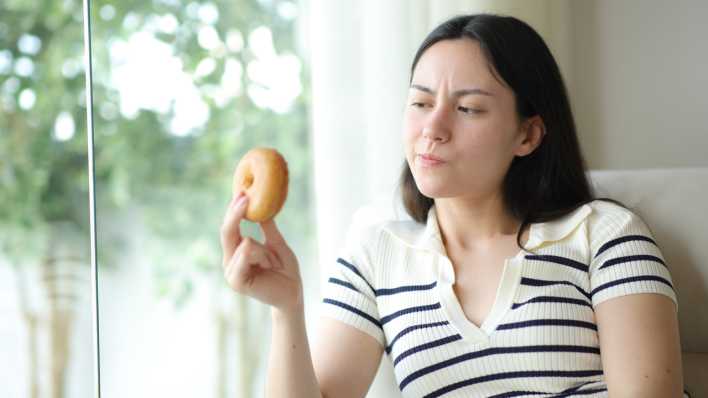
260;219;287;251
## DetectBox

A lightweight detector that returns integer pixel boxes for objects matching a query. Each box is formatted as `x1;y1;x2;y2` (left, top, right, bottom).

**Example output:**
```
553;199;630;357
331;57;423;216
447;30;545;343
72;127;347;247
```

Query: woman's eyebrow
410;84;494;97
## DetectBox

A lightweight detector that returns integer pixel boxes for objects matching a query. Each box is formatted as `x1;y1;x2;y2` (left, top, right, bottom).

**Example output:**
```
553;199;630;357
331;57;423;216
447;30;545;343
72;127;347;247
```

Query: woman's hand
220;191;304;313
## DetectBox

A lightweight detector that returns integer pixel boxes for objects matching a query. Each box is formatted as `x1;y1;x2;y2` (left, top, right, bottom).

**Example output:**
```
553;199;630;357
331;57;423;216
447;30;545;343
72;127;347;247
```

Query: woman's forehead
412;39;504;93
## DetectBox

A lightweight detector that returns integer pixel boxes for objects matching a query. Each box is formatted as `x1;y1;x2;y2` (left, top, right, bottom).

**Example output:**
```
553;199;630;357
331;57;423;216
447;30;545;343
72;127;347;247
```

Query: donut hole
243;174;254;189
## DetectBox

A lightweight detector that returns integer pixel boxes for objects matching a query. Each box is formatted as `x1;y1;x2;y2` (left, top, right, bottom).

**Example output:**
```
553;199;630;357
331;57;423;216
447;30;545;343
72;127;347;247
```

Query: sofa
589;167;707;397
349;167;708;397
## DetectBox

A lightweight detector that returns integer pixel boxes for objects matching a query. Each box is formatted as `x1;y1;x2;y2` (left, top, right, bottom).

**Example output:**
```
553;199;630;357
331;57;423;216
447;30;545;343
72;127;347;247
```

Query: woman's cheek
402;111;415;133
402;117;417;148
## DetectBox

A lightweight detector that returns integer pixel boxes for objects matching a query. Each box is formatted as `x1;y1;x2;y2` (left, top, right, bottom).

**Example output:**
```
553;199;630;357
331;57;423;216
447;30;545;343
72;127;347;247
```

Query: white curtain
304;1;572;396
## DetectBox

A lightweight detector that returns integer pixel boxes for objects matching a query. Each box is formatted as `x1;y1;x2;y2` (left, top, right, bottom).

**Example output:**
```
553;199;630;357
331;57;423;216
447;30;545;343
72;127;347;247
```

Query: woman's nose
422;127;445;143
422;107;451;143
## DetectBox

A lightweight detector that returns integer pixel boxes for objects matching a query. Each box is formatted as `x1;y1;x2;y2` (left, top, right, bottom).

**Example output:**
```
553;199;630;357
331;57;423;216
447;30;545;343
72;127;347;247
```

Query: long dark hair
398;13;627;254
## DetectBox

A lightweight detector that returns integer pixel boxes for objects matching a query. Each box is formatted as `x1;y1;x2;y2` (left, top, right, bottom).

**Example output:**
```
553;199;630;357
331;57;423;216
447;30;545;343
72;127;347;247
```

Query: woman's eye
458;106;482;115
410;102;427;108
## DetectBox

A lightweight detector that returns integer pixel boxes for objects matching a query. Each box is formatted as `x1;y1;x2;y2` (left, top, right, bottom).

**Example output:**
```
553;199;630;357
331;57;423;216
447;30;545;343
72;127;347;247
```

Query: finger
225;239;258;292
220;192;249;265
265;249;283;271
239;236;277;271
224;258;239;288
260;219;298;273
232;190;247;208
229;238;275;291
225;248;293;305
221;194;248;263
260;219;286;253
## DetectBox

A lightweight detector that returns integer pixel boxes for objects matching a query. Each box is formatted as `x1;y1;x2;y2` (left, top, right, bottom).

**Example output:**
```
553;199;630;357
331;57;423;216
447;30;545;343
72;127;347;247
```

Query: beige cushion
588;167;708;396
683;352;708;398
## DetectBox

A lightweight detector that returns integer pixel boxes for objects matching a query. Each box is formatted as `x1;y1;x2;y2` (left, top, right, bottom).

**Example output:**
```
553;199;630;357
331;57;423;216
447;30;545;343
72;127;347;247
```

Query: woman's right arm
267;304;384;398
266;307;323;398
221;192;382;398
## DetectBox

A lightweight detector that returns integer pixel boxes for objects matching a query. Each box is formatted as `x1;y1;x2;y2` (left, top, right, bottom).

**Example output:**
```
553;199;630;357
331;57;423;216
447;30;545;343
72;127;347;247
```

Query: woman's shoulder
350;217;422;241
584;199;656;253
585;198;645;227
342;218;392;252
531;199;649;251
346;203;426;247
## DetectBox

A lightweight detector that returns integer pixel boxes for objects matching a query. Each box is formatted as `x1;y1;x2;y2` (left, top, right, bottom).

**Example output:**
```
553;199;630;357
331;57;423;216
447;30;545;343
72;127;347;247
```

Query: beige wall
569;0;708;169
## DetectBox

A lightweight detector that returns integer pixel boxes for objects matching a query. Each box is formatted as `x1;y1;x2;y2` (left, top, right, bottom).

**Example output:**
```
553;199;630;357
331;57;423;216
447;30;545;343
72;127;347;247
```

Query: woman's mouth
417;154;446;167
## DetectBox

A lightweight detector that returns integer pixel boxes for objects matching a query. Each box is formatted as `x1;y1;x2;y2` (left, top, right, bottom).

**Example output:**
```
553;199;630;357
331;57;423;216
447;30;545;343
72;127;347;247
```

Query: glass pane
89;0;313;396
0;1;94;397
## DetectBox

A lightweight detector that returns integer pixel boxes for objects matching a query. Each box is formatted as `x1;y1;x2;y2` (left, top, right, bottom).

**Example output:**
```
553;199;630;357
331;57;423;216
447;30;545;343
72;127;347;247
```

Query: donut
232;147;289;223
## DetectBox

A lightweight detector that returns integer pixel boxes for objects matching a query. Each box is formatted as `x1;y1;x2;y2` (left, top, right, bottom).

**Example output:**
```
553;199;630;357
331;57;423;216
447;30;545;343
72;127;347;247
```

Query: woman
220;13;687;398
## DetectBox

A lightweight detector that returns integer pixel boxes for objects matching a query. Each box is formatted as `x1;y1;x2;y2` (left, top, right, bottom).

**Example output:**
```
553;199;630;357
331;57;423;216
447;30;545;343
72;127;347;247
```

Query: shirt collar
382;202;593;256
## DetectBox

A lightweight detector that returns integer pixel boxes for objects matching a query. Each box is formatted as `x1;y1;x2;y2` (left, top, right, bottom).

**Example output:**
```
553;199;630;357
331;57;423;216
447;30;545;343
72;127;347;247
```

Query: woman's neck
434;195;523;252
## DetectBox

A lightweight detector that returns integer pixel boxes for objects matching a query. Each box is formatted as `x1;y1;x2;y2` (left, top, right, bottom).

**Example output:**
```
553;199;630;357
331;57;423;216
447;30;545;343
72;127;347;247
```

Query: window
0;0;313;396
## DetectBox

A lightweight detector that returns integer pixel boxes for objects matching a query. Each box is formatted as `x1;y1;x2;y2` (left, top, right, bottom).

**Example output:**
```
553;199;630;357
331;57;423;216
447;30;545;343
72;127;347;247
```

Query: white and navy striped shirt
319;199;684;397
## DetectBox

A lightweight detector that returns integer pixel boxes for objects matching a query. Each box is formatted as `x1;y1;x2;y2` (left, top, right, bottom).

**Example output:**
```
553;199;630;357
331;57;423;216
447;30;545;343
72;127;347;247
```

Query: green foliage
0;0;94;265
1;0;314;310
88;0;314;307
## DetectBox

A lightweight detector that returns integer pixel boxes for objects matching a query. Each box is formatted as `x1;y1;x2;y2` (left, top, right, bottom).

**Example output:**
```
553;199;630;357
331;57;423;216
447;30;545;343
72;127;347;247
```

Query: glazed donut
232;147;289;223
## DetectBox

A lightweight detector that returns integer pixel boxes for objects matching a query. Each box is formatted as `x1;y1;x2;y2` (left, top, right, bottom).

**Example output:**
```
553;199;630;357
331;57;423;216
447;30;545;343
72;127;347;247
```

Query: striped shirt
319;199;685;397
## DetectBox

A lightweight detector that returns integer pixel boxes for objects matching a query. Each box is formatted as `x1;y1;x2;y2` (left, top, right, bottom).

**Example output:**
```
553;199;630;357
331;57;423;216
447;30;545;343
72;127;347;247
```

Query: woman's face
403;38;536;200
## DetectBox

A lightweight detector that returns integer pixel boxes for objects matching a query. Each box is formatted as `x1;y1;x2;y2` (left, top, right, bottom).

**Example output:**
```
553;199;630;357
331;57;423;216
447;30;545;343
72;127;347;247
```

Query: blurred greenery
89;2;314;395
1;0;93;263
1;1;101;396
89;0;313;307
1;0;312;396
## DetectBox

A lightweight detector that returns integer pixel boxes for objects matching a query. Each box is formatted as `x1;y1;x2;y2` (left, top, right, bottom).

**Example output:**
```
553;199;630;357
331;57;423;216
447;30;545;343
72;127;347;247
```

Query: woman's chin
416;184;446;200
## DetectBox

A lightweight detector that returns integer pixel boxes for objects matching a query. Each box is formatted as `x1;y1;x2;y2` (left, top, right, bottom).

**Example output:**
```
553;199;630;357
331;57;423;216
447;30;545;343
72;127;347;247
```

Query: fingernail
236;195;248;206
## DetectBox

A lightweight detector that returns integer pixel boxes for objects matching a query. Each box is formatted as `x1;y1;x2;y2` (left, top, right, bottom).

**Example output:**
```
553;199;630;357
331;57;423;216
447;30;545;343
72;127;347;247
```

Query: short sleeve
589;206;678;312
318;223;385;348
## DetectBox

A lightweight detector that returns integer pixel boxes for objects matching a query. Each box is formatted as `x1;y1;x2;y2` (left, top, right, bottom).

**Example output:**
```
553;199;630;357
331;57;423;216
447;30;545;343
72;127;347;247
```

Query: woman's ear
514;115;546;157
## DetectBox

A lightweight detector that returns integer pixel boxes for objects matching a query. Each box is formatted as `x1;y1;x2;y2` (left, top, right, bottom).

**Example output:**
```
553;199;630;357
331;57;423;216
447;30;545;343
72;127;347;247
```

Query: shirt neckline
380;202;594;345
435;227;529;345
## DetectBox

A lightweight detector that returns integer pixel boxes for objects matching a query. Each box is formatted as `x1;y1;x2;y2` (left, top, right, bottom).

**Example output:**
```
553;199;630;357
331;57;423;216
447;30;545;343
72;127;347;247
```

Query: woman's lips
417;154;445;167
